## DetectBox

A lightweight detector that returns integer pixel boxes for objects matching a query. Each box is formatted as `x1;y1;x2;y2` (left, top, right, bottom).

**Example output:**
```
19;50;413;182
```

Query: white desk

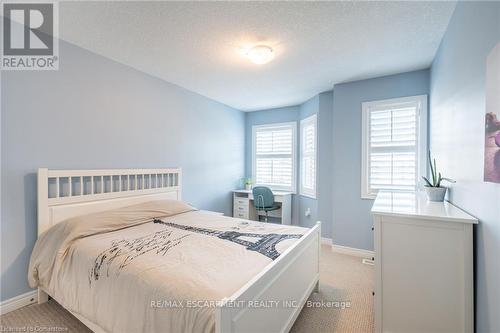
232;189;292;225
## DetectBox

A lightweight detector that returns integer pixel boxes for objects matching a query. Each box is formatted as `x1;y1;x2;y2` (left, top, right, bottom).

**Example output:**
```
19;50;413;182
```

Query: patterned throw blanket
89;219;302;285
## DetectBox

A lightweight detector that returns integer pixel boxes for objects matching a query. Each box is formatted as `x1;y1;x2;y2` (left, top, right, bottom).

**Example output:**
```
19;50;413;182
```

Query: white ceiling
59;1;456;111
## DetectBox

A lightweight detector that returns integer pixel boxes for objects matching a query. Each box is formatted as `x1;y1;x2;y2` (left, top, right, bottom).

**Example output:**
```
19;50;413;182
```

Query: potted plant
243;178;253;191
422;152;456;202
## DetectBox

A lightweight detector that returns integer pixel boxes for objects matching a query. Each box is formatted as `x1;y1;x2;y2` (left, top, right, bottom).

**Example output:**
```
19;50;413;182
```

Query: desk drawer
234;204;248;213
234;198;249;206
234;210;249;219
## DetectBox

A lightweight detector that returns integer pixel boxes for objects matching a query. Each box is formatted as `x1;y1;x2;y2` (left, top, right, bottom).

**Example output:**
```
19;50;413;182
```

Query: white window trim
252;121;297;193
300;114;317;199
361;95;428;200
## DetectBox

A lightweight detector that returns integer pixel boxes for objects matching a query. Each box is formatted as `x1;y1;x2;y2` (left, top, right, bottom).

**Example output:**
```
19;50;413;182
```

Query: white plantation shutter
362;96;427;198
300;115;317;197
253;123;296;191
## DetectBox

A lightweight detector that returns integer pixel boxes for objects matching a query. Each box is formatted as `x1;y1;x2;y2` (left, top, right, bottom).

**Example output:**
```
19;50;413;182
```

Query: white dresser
371;191;478;333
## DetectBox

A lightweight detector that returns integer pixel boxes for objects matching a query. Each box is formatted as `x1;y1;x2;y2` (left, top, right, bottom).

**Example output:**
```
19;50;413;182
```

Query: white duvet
28;200;306;333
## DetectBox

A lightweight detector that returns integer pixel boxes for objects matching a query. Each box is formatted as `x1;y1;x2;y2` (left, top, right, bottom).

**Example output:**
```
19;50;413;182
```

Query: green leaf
437;172;442;187
432;158;437;186
441;177;456;183
428;151;435;186
422;176;433;187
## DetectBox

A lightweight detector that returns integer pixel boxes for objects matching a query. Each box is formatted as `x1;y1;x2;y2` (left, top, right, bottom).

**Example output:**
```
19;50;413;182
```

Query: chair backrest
252;186;275;210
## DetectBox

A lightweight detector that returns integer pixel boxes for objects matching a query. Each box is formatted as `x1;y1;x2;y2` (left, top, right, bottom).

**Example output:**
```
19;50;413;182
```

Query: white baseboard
331;244;374;259
320;237;374;259
0;290;38;315
321;237;332;245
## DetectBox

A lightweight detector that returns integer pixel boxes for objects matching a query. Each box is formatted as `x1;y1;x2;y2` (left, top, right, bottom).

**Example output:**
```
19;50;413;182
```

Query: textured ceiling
59;1;456;111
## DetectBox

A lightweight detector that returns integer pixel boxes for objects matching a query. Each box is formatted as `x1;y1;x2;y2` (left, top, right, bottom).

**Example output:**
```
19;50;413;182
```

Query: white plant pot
425;186;447;202
245;184;252;191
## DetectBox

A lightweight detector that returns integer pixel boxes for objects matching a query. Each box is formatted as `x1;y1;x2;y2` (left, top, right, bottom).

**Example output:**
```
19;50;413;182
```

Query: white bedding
28;200;307;333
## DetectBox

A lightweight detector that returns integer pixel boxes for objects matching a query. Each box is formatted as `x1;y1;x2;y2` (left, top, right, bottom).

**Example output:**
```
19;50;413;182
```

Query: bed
31;168;321;333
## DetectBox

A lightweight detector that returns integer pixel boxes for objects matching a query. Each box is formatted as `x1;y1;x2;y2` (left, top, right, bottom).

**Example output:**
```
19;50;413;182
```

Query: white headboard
37;168;182;236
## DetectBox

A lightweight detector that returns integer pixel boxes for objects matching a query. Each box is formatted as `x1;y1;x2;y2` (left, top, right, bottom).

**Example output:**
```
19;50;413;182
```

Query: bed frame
37;168;321;333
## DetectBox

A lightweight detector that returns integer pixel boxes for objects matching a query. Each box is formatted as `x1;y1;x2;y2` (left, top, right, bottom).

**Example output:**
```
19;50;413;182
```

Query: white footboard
216;222;321;333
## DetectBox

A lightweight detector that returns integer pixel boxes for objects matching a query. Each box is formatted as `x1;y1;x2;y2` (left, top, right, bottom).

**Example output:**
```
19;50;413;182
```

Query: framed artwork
484;42;500;183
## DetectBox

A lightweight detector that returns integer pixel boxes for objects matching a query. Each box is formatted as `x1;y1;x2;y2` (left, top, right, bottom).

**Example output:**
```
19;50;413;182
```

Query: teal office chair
252;186;281;222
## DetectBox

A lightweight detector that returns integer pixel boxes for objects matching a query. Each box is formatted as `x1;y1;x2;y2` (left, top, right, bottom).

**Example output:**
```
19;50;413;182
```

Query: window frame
300;114;318;199
361;95;428;199
252;121;297;193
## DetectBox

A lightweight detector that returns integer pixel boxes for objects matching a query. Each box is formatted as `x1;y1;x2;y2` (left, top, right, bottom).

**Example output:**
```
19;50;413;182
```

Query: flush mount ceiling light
245;45;275;65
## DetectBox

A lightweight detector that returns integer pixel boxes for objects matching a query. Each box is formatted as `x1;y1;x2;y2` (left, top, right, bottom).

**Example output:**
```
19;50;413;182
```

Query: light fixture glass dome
246;45;275;65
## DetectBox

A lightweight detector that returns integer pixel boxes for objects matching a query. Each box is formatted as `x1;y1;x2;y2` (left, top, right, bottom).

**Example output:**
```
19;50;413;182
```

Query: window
361;95;427;199
300;114;317;198
252;122;296;192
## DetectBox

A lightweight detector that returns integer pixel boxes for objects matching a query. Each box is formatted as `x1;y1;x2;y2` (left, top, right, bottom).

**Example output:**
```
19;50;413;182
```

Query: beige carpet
291;245;374;333
1;245;373;333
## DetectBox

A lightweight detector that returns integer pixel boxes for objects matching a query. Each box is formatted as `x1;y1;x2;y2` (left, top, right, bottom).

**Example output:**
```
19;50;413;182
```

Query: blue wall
298;92;334;238
317;92;334;238
298;97;320;231
332;69;430;250
0;41;245;301
430;2;500;331
244;92;334;238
